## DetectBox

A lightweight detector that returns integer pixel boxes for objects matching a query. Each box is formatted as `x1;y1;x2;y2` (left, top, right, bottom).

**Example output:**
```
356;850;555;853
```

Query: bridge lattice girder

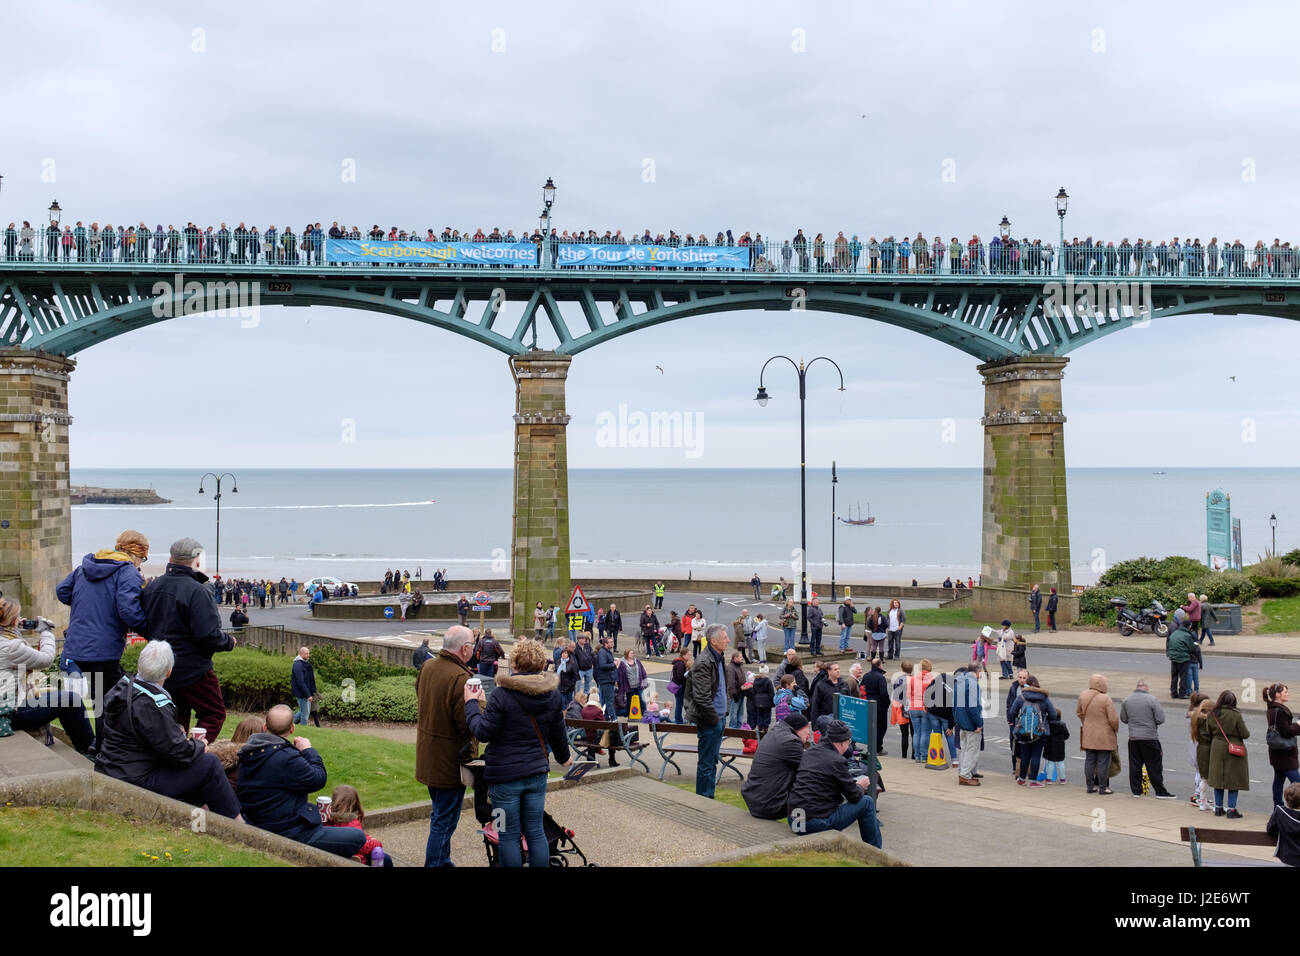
1;267;1298;359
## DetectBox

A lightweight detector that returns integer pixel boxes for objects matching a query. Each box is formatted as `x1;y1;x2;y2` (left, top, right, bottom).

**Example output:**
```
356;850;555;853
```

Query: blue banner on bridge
554;243;751;269
324;239;538;266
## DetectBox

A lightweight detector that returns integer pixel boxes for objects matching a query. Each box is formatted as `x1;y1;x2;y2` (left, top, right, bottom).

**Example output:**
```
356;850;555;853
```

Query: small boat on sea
838;501;875;526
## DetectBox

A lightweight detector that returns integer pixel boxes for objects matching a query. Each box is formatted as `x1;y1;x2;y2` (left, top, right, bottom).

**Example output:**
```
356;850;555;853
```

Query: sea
67;468;1295;586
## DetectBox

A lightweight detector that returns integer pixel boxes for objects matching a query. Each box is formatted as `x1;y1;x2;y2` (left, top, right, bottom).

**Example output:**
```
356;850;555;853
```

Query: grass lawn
1259;595;1300;633
713;849;873;867
0;806;287;867
219;714;425;810
899;607;973;627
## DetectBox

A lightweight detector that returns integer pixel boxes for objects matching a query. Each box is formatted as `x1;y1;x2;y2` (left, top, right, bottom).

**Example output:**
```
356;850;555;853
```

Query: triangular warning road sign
566;584;590;614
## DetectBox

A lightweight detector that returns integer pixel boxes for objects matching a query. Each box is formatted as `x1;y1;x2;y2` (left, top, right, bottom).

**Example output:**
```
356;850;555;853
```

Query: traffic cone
628;694;642;720
925;731;949;770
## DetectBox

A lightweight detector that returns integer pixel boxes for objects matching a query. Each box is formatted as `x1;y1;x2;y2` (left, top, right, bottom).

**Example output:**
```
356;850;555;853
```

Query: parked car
304;575;358;597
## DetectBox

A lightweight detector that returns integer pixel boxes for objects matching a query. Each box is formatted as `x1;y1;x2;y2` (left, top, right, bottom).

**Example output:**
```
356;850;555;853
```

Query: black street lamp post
831;461;838;603
198;472;238;576
755;356;846;644
1271;513;1278;556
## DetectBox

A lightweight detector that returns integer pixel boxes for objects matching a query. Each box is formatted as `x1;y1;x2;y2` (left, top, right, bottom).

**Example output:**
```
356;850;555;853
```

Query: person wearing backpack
1076;674;1120;795
1007;675;1059;786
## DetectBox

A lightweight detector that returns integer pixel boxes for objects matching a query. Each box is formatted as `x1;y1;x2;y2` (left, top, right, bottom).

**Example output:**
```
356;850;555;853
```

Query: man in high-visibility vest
653;582;665;609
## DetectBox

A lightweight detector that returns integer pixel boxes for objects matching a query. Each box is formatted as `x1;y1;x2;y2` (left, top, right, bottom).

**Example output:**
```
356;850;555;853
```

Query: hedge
1081;559;1259;624
117;644;418;718
316;676;418;722
307;645;412;685
1250;576;1300;598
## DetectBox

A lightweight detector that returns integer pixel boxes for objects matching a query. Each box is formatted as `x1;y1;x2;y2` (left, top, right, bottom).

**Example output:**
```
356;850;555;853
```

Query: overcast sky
5;0;1299;470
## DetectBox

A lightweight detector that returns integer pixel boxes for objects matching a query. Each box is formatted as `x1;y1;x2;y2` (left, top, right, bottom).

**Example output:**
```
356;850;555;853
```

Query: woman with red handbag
1200;689;1250;819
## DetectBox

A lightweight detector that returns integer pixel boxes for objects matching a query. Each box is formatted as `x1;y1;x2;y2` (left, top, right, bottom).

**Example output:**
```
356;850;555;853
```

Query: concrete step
0;729;90;779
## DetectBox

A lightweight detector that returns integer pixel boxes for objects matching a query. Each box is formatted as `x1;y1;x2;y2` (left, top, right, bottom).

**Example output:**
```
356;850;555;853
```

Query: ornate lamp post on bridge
539;176;556;266
831;461;838;603
198;472;238;576
754;356;846;644
1055;187;1069;275
48;200;62;226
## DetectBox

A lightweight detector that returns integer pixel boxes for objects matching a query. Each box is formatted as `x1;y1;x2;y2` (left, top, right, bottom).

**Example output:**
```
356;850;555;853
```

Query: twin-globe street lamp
198;472;238;576
755;356;846;644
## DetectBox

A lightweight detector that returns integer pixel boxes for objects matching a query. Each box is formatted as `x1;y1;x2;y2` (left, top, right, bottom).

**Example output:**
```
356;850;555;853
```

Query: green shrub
1251;577;1300;598
120;645;295;712
307;645;412;686
316;676;418;722
1079;583;1159;620
1097;557;1163;587
1246;554;1300;579
1282;549;1300;567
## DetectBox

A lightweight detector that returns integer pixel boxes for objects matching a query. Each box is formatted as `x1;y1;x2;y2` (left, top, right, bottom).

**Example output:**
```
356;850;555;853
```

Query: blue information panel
1206;489;1231;570
835;693;873;744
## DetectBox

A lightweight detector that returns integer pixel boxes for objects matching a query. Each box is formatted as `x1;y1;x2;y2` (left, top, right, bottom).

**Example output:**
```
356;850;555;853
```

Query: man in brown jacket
1076;673;1120;795
416;624;476;866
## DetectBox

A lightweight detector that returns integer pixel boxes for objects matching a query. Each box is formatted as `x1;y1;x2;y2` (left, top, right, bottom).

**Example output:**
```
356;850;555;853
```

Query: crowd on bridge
5;216;1300;278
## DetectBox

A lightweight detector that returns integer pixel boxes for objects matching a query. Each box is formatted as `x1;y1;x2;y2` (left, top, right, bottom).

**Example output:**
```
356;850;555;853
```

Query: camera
18;617;51;631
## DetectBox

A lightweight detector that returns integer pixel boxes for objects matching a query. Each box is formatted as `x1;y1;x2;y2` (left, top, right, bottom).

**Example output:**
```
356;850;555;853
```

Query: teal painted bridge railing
4;229;1300;361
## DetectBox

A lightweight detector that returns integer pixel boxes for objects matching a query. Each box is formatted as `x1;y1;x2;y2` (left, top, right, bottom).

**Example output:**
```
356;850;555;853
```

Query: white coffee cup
316;795;331;819
191;727;207;745
467;677;482;689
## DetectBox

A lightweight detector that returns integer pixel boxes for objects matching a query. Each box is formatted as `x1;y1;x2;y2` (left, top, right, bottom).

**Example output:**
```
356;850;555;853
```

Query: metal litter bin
1208;604;1241;636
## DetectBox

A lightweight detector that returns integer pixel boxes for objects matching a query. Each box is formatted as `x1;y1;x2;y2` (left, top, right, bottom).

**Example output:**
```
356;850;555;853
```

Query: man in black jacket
572;633;595;697
741;713;810;819
595;636;618;719
638;605;659;657
291;647;317;727
809;661;849;727
861;658;891;755
141;538;235;741
787;719;882;847
685;624;731;798
606;604;623;652
238;704;365;858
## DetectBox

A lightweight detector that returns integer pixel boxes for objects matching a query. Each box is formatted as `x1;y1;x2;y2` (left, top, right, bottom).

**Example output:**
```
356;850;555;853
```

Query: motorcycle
1109;597;1170;637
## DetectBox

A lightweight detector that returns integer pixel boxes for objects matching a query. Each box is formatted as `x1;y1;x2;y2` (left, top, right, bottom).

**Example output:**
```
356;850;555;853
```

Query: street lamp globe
48;200;62;225
999;216;1011;240
1271;513;1278;529
754;386;770;407
1055;187;1069;219
542;177;556;209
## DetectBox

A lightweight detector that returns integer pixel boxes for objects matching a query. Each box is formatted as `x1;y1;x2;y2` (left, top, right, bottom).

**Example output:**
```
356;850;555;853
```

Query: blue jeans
579;669;593;696
796;794;882;848
839;624;852;651
490;772;549;867
306;823;367;858
1274;768;1300;809
1000;660;1013;679
728;698;745;729
783;627;796;651
1018;737;1046;781
673;689;685;724
12;691;95;753
1032;609;1040;632
424;785;466;867
598;682;616;719
1187;663;1200;693
1213;788;1239;810
695;720;725;798
908;710;929;759
295;697;311;725
1201;624;1215;646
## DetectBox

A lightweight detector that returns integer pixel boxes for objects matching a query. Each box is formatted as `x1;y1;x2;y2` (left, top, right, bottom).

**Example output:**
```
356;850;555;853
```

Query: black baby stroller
480;809;596;867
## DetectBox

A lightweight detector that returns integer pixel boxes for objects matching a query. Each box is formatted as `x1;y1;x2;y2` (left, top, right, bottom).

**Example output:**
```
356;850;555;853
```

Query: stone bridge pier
973;356;1075;625
509;351;572;637
0;349;74;630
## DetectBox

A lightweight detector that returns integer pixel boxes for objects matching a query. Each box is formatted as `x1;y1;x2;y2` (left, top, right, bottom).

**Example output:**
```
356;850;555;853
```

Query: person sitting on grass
94;640;241;821
208;715;265;790
325;783;392;866
236;704;365;859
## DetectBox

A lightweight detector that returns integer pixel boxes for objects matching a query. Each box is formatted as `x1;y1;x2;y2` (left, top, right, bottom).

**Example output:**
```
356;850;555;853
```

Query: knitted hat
783;713;810;731
825;720;853;743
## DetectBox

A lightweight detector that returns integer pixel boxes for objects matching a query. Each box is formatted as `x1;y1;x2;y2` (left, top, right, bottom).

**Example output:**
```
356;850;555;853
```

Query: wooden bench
648;722;759;782
564;718;650;773
1179;826;1282;867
